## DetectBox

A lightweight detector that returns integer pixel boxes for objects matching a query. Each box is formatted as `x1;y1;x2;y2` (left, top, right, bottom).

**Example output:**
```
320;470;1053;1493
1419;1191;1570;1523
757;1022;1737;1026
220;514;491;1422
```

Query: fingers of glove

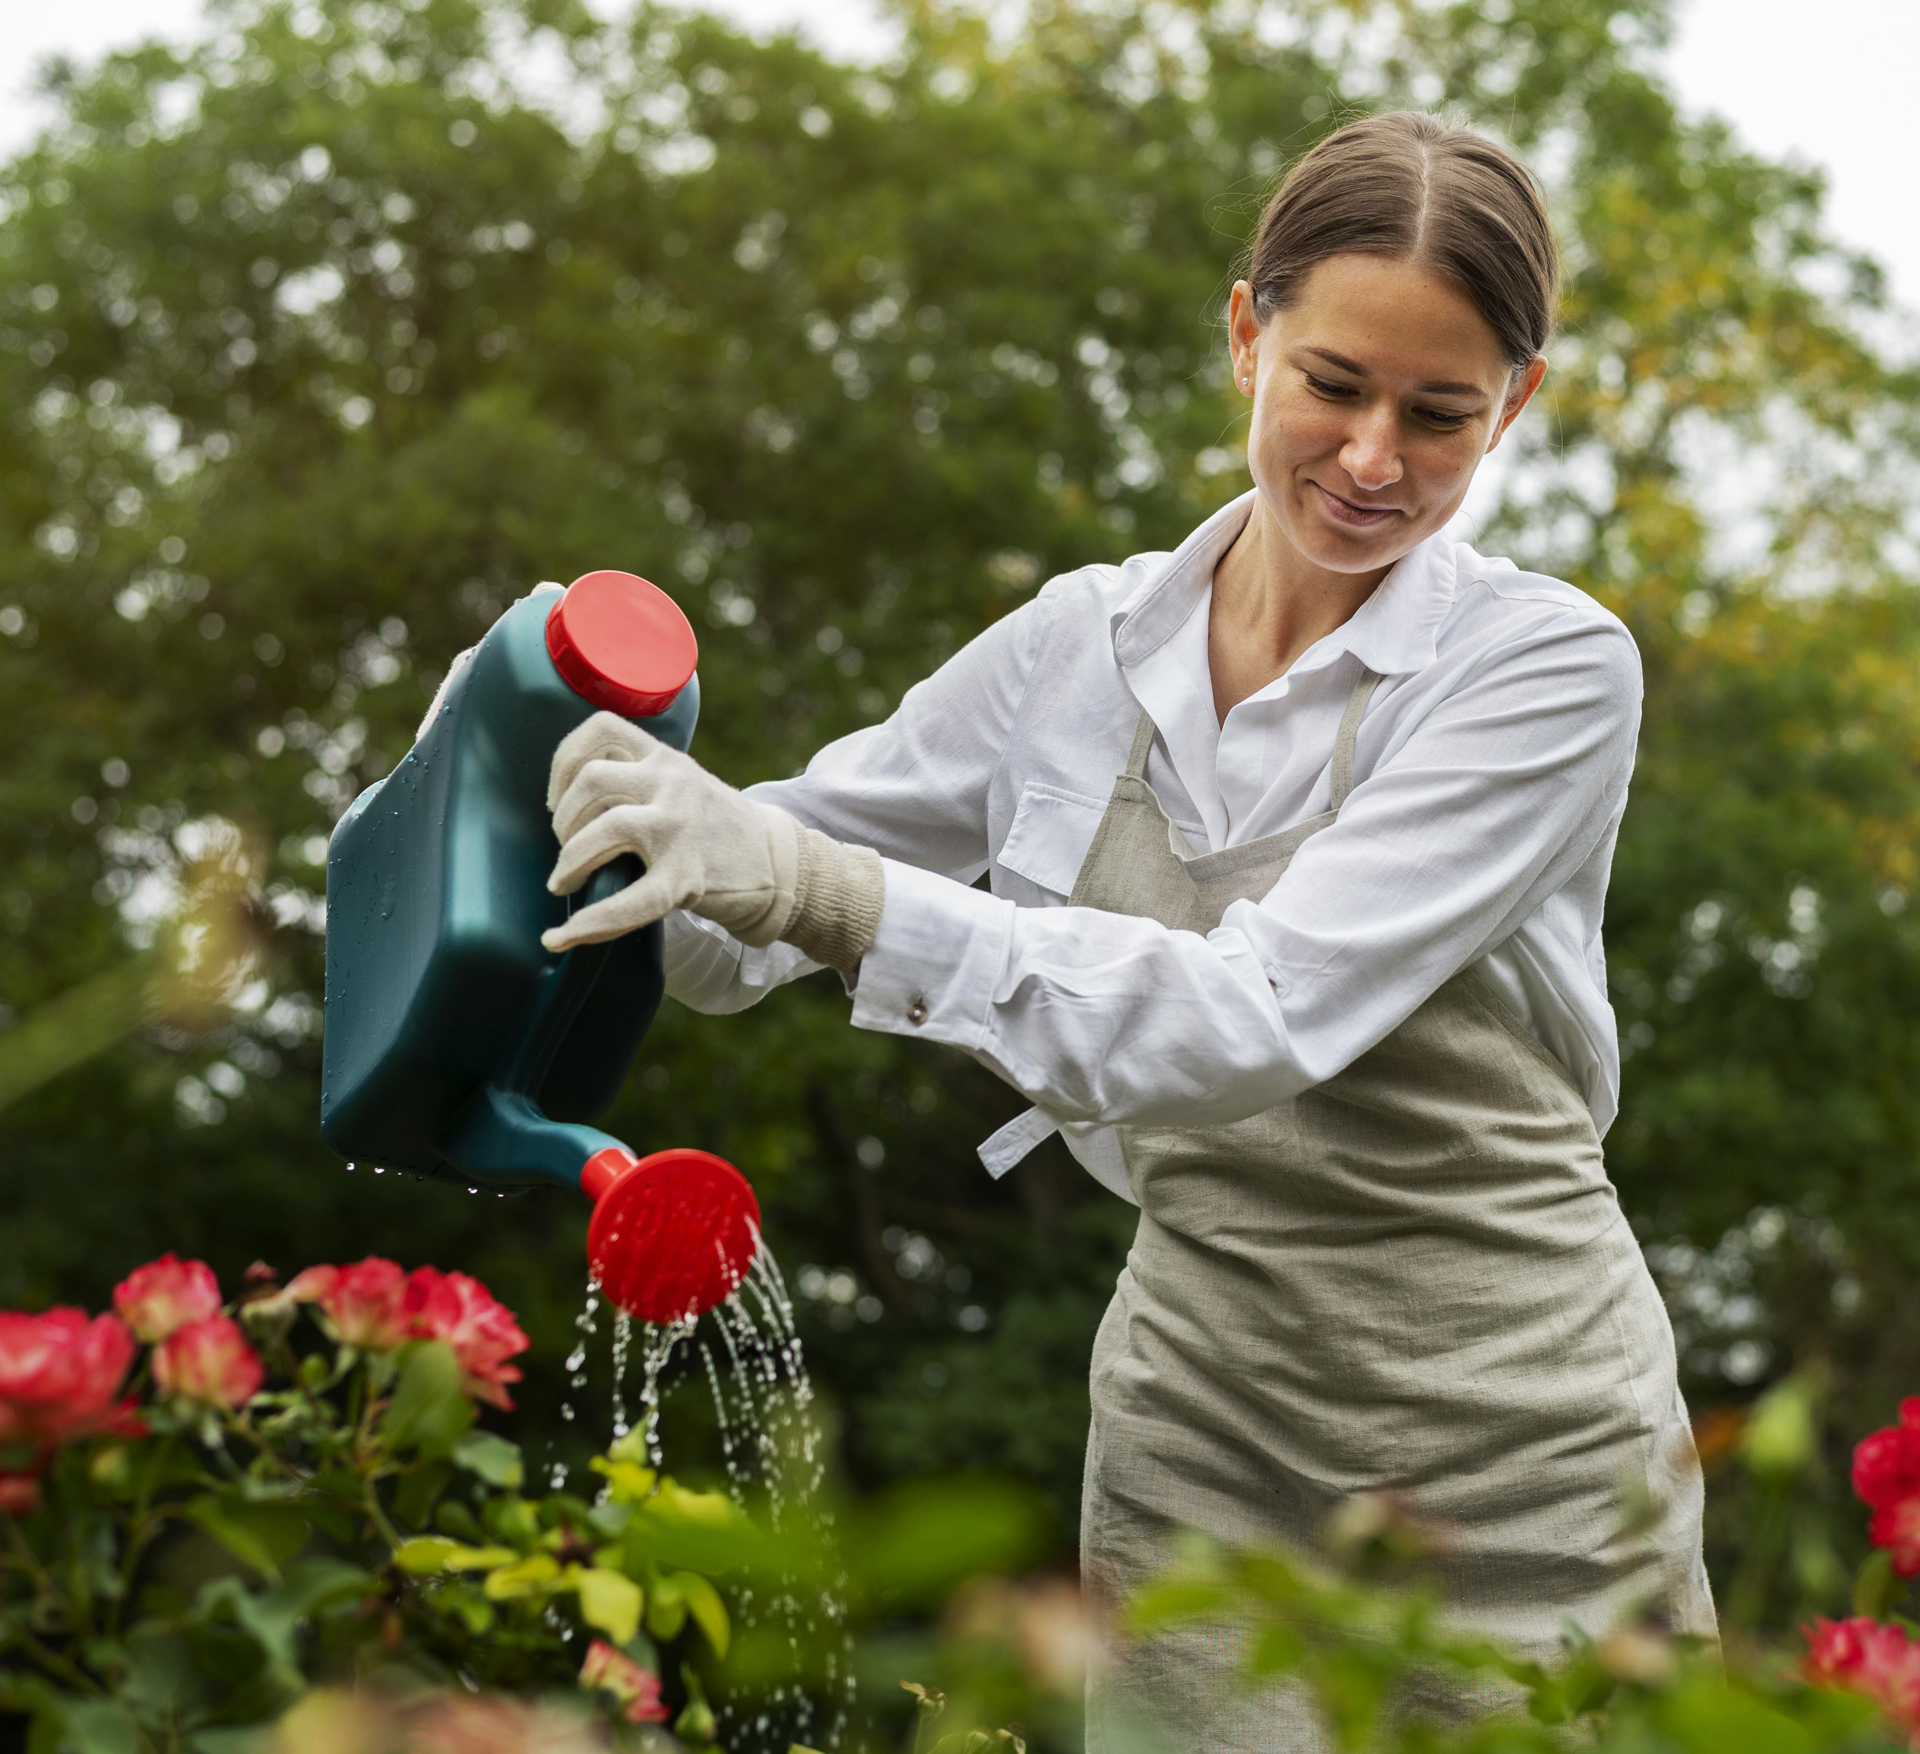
540;869;685;952
547;711;658;811
548;803;678;896
551;755;678;845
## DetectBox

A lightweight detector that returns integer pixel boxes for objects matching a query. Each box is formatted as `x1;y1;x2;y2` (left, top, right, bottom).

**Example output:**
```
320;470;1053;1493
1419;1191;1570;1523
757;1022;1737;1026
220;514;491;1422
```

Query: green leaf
453;1430;524;1490
483;1553;562;1600
119;1626;212;1718
392;1456;454;1530
184;1494;310;1580
197;1558;374;1679
42;1700;142;1754
574;1566;644;1645
381;1340;475;1458
391;1536;518;1575
644;1569;687;1641
1854;1547;1899;1619
672;1570;731;1659
1653;1678;1816;1754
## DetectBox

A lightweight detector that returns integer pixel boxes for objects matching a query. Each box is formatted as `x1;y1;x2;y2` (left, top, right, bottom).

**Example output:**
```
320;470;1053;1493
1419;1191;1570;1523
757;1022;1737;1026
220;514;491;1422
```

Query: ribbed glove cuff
784;826;886;975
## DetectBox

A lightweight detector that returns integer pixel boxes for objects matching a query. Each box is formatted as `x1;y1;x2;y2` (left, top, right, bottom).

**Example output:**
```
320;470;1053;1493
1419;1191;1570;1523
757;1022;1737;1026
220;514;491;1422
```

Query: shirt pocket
996;781;1112;899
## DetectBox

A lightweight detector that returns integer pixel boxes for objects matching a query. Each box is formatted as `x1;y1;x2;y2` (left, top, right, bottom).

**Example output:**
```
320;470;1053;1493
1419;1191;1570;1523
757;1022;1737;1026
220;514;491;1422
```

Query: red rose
578;1638;670;1723
0;1309;139;1450
405;1268;529;1411
154;1315;265;1409
0;1472;42;1516
112;1253;222;1344
1806;1616;1920;1739
311;1258;412;1350
1854;1402;1920;1577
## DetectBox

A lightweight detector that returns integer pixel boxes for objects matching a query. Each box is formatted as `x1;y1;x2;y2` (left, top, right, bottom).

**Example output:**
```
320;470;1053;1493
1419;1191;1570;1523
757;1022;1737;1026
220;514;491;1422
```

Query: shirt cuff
850;859;1016;1054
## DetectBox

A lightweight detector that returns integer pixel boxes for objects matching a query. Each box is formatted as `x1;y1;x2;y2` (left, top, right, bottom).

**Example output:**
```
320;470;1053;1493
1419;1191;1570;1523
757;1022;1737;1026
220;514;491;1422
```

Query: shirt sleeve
663;585;1061;1015
849;609;1642;1126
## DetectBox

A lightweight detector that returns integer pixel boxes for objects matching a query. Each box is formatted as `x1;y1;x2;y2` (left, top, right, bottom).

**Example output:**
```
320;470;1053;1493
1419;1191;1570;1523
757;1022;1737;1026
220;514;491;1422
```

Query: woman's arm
665;584;1062;1014
847;608;1641;1127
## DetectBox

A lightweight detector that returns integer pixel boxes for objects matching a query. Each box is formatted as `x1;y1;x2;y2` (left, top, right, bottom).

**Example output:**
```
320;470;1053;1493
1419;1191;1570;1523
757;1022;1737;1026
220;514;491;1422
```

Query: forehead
1277;253;1509;390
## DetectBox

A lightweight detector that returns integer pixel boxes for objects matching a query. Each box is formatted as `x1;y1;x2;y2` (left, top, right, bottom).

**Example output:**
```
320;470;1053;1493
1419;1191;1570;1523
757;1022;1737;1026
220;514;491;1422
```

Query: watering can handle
437;854;644;1189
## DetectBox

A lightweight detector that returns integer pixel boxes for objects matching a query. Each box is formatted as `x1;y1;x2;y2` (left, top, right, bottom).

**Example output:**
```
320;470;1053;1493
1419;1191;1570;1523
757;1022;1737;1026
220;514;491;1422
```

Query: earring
1241;376;1250;390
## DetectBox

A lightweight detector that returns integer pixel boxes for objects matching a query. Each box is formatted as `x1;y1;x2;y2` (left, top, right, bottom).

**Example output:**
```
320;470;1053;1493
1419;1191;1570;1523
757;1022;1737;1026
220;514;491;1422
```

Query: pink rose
0;1309;139;1450
578;1639;669;1723
1805;1616;1920;1740
405;1269;529;1411
112;1253;222;1343
311;1258;413;1350
154;1315;265;1409
1854;1401;1920;1577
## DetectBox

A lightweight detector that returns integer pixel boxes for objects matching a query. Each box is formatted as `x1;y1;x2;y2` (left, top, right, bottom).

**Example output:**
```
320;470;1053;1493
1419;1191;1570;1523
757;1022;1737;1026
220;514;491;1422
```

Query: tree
2;0;1917;1598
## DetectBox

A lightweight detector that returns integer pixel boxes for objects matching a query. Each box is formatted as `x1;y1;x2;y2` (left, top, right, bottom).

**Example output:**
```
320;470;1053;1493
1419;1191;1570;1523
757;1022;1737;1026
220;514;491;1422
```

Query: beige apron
1073;667;1715;1753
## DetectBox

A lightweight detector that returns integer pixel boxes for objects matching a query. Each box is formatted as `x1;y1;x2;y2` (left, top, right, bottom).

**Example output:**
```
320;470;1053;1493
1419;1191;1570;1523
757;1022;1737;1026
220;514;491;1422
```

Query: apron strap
1329;667;1383;811
1124;711;1156;779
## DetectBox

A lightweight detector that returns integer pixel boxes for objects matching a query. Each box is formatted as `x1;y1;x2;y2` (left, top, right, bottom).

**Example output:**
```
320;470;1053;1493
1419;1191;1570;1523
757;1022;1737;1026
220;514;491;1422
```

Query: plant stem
15;1626;102;1695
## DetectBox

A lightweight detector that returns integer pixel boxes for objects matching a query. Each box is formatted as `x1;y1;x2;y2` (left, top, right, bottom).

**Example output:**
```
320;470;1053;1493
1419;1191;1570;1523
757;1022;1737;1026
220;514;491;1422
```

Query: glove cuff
785;827;886;975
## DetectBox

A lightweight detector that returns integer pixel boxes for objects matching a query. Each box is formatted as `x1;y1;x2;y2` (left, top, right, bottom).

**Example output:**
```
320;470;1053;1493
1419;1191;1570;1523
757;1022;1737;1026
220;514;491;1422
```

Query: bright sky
0;0;1914;317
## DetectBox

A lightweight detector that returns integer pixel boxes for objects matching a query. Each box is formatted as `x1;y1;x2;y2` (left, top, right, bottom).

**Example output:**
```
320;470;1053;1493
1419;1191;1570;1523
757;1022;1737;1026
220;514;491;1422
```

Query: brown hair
1245;111;1560;371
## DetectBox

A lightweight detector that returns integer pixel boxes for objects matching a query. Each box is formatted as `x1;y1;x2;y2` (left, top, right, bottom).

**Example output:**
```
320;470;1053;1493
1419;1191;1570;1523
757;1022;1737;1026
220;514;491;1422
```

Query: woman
540;111;1716;1747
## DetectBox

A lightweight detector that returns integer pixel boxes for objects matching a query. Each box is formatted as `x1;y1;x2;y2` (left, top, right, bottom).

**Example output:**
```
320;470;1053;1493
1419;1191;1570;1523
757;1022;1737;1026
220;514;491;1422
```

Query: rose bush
0;1253;733;1754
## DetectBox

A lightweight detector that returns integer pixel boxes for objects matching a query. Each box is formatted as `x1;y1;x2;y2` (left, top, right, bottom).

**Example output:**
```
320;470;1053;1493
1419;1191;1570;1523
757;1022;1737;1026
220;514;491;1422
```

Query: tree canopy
3;0;1919;1615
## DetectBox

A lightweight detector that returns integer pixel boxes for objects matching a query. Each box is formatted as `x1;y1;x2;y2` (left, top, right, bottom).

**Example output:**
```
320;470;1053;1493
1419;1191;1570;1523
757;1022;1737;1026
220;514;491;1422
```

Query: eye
1303;372;1357;399
1415;405;1474;431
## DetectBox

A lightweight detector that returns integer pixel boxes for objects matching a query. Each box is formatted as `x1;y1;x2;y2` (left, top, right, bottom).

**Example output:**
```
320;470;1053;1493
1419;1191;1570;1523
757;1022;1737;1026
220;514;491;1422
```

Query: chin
1299;523;1412;576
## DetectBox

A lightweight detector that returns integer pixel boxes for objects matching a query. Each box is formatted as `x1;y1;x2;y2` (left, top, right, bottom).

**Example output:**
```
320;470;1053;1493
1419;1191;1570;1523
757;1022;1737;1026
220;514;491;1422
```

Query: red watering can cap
546;570;699;719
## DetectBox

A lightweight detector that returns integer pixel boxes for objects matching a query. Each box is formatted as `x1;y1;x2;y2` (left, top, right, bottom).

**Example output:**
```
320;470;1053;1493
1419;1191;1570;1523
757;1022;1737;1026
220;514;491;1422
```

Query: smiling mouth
1311;482;1402;529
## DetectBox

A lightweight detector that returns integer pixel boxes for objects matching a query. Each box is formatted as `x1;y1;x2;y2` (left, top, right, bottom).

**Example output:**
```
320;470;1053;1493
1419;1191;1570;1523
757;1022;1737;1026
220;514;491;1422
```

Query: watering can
321;571;759;1323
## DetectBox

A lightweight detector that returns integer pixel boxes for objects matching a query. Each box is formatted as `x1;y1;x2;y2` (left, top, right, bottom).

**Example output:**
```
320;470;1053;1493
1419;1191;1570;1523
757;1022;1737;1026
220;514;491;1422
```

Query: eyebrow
1302;347;1488;399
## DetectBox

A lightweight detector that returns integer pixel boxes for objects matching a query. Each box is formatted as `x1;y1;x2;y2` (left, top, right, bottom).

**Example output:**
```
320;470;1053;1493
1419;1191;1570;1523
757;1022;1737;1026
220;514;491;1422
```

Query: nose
1339;403;1403;494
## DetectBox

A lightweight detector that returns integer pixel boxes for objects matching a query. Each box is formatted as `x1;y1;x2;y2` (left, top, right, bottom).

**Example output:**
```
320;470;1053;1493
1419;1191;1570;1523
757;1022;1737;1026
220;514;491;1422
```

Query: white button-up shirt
666;490;1641;1202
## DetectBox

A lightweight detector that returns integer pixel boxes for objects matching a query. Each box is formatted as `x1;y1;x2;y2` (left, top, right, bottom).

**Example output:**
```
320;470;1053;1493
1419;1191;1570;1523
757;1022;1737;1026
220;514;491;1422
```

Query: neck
1207;500;1391;723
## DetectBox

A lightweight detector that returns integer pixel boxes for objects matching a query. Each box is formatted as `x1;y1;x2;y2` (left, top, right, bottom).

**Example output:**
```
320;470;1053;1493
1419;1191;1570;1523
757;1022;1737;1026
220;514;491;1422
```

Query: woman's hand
543;713;801;953
543;712;886;973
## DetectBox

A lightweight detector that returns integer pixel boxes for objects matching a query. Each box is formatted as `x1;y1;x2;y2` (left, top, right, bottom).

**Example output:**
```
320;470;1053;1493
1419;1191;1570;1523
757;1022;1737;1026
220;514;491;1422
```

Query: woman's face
1227;252;1546;580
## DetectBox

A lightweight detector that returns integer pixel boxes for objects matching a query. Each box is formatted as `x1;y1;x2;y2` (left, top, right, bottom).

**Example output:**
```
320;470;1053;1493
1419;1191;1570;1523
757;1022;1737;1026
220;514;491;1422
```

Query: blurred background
1;0;1917;1648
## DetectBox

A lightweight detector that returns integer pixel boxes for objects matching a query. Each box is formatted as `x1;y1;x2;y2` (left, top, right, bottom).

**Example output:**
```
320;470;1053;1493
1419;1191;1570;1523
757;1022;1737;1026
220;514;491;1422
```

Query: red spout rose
1854;1399;1920;1576
405;1268;529;1410
0;1309;139;1452
113;1253;222;1343
578;1639;669;1723
290;1257;413;1350
154;1315;264;1410
1805;1616;1920;1739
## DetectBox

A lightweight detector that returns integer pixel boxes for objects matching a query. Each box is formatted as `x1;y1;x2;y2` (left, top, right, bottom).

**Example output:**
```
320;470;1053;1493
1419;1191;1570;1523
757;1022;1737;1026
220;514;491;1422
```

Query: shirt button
906;996;929;1026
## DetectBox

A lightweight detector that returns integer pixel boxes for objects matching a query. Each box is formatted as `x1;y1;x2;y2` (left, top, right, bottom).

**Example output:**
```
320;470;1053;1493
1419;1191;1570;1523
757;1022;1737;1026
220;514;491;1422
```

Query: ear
1487;354;1548;452
1227;281;1261;394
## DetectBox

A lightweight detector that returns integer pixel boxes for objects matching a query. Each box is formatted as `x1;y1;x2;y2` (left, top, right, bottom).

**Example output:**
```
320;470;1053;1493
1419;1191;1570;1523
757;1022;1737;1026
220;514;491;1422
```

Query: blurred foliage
1;0;1919;1643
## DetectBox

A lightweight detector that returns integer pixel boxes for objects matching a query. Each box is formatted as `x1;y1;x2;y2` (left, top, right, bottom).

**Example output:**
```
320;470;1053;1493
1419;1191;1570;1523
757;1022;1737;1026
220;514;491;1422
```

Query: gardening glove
541;711;885;975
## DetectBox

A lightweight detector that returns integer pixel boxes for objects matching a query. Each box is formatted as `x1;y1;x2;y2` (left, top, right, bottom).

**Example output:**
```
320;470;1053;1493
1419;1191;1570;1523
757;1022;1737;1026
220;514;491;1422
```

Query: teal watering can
321;571;759;1323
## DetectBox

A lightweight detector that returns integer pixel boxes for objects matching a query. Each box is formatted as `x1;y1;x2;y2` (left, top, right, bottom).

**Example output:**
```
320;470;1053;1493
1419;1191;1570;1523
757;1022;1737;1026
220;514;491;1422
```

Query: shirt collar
1110;489;1459;679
